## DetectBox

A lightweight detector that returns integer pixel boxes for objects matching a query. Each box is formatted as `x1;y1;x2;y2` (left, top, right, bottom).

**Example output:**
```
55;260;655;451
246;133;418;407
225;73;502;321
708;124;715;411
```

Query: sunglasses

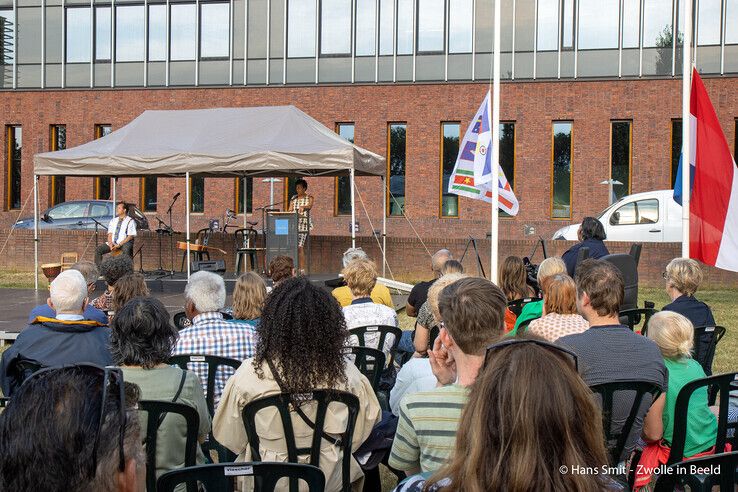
484;338;579;371
21;364;127;477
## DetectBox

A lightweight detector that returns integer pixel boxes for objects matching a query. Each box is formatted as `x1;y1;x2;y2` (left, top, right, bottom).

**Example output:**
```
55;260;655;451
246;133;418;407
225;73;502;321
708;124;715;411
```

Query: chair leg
235;254;242;275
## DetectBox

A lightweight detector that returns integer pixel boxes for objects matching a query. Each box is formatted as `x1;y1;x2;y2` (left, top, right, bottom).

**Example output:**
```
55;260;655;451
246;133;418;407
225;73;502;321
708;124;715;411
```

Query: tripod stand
151;217;173;277
459;237;486;279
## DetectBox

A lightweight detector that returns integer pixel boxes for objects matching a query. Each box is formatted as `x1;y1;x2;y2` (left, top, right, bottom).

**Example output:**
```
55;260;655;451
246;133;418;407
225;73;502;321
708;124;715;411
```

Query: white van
552;190;682;242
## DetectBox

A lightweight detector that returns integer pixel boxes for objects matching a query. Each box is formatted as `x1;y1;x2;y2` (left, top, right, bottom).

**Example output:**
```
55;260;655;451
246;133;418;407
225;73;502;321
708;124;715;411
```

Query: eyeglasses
662;271;669;280
21;364;127;477
484;338;579;371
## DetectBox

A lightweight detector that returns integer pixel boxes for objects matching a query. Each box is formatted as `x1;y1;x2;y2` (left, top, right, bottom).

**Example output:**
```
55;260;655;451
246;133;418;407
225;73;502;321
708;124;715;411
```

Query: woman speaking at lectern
289;178;314;274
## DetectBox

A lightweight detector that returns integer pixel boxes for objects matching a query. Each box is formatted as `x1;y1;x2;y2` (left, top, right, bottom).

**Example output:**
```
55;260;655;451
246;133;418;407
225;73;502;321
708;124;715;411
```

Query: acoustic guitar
176;241;227;255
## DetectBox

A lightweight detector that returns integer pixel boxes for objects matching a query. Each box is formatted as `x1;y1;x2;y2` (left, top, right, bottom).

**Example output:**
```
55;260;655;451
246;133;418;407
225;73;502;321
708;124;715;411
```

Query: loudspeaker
191;260;226;273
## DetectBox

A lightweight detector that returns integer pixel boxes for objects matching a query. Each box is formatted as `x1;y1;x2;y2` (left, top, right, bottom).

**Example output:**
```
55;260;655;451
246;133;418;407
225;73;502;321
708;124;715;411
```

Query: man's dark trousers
95;240;134;266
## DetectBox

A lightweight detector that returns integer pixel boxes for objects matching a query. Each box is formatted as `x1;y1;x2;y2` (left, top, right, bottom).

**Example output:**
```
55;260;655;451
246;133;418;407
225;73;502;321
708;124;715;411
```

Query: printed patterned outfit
527;312;590;342
291;195;313;247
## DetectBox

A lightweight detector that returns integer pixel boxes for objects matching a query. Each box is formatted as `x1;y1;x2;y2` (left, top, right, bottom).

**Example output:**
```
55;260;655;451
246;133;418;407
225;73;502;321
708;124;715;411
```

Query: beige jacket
213;358;381;492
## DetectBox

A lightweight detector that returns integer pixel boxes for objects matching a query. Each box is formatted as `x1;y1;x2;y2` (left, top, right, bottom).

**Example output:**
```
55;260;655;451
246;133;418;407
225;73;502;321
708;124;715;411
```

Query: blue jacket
662;295;716;328
562;239;610;277
0;317;112;396
27;303;108;325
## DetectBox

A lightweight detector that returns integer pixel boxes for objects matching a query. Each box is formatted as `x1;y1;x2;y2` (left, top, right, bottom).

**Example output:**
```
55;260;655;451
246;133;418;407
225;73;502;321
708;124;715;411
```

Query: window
417;0;444;52
201;3;230;59
609;199;659;225
283;178;298;209
578;0;619;49
379;0;393;55
697;0;721;45
643;0;673;47
622;0;641;48
94;125;112;200
388;123;406;216
499;122;516;216
448;0;473;53
141;176;157;212
611;121;631;201
735;120;738;162
6;126;21;210
236;177;253;214
148;5;167;62
50;125;66;206
89;202;110;217
440;123;460;218
0;9;15;65
397;0;413;54
561;0;575;49
116;6;145;62
190;176;205;213
728;0;738;44
537;0;559;51
66;8;91;63
95;6;111;62
321;0;351;55
170;4;197;61
336;123;354;215
671;119;682;188
356;0;376;56
552;122;572;219
288;0;316;57
48;201;87;219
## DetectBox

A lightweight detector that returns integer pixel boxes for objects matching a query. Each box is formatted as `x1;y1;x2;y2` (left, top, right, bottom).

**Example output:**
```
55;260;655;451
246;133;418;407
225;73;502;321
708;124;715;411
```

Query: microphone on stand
172;192;181;202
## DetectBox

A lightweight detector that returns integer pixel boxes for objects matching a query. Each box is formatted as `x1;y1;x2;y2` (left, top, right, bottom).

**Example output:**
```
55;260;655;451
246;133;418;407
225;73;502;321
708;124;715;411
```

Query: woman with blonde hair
228;271;267;328
527;274;588;341
394;338;620;491
510;256;567;335
662;258;715;329
636;311;717;488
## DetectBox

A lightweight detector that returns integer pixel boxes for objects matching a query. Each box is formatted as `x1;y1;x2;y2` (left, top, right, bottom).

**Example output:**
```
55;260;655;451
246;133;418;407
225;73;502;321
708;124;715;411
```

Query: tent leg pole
33;175;39;291
243;177;247;229
382;175;386;278
490;0;502;283
350;168;356;249
112;177;117;206
186;173;191;279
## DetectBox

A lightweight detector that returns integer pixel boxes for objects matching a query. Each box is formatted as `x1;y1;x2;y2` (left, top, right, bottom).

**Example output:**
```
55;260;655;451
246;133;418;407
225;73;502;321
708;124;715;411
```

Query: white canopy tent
32;105;387;289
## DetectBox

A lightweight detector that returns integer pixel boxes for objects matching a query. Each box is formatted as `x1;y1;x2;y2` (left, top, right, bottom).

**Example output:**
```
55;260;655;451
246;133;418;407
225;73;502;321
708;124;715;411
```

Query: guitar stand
133;243;146;274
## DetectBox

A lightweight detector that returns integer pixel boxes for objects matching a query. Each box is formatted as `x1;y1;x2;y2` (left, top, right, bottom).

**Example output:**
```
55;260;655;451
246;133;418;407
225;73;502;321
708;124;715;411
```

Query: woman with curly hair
91;255;133;316
109;272;150;322
213;276;381;491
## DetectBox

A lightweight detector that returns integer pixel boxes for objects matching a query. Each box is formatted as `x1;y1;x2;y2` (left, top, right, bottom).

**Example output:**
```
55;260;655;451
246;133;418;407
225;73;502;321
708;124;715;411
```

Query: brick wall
0;77;737;240
4;228;738;288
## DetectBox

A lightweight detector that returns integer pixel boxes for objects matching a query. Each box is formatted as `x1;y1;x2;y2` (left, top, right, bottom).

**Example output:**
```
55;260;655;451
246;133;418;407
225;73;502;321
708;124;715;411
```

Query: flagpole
681;0;693;258
490;0;501;282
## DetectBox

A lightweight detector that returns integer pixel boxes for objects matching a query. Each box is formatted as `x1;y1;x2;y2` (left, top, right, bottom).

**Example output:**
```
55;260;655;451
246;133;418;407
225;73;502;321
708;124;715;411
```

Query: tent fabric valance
33;106;385;178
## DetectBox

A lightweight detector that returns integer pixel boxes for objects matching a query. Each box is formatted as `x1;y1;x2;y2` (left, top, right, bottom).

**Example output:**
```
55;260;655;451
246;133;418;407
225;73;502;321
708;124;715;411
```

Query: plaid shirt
172;311;256;407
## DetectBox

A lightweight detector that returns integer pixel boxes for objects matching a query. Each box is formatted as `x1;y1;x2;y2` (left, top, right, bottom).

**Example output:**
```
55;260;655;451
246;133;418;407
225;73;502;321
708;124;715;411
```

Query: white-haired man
405;249;453;317
173;271;256;405
331;247;394;308
0;269;112;396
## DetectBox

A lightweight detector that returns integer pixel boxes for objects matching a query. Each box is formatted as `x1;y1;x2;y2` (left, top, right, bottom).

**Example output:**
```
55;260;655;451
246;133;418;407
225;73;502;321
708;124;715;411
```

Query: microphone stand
90;218;108;250
152;216;172;276
166;194;180;277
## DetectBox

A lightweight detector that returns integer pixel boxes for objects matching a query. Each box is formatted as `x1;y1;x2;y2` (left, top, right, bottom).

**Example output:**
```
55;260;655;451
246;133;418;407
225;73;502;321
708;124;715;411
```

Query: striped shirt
388;384;469;473
172;311;256;407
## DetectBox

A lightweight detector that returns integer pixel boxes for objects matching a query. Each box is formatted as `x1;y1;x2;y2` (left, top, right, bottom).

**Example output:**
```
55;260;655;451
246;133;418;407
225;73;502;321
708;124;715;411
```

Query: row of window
3;0;738;89
5;119;738;217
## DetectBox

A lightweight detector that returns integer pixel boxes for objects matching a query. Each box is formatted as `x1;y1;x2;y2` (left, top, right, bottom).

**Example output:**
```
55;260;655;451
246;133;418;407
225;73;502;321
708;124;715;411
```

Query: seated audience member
528;274;589;342
109;272;149;322
394;338;621;492
342;258;398;357
0;366;144;492
562;216;610;277
92;255;134;316
559;259;667;463
0;270;112;396
268;255;295;288
228;271;267;328
28;260;108;324
661;258;715;328
405;249;452;317
440;259;463;275
500;255;535;302
635;311;718;488
389;277;507;474
112;297;210;480
213;277;381;491
390;273;466;416
511;256;567;334
172;271;256;406
332;247;394;308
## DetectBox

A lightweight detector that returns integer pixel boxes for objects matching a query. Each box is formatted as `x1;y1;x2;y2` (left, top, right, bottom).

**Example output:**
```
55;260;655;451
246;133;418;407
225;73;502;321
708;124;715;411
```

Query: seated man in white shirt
95;201;137;266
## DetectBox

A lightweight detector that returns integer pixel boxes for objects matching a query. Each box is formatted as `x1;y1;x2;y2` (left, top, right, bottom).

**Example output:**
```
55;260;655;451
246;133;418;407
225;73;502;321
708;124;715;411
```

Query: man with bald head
0;269;112;396
406;249;453;317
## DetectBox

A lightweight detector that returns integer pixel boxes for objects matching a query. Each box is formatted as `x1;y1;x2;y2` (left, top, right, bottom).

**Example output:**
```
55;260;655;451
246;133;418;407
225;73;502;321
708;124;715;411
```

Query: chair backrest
691;326;726;376
666;371;738;466
6;358;43;396
168;354;242;416
628;243;642;266
601;253;638;311
173;311;191;330
234;228;258;249
589;381;662;465
428;324;440;348
574;246;590;272
195;228;211;246
241;390;360;492
157;462;325;492
654;450;738;492
348;325;402;366
619;307;658;332
60;252;78;271
343;346;385;391
138;400;200;492
0;397;9;408
506;297;537;317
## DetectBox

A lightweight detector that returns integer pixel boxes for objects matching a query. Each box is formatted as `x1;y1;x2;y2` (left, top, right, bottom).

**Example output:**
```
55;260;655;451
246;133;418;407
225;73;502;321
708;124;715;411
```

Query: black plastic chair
138;400;201;492
173;311;191;330
654;451;738;492
169;354;243;462
234;226;263;274
157;462;325;492
602;253;639;311
574;246;590;273
619;307;658;333
348;325;402;367
180;228;212;272
589;381;662;465
506;297;538;317
343;346;385;391
691;325;726;376
242;390;360;492
428;324;440;348
0;397;9;408
5;358;43;396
